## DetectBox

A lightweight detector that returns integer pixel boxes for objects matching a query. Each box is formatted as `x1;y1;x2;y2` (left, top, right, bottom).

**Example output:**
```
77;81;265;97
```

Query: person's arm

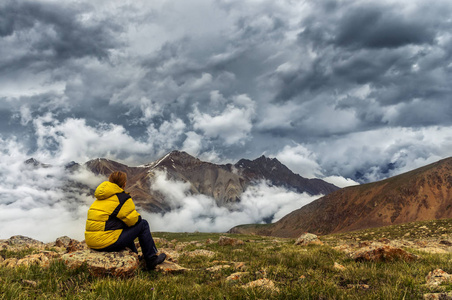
117;197;141;227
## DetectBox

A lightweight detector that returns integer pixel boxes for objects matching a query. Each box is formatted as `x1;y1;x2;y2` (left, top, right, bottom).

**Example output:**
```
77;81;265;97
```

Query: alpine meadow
2;0;452;299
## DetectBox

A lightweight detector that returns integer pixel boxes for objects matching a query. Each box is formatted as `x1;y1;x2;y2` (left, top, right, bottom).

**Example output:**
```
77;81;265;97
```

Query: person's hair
109;171;127;189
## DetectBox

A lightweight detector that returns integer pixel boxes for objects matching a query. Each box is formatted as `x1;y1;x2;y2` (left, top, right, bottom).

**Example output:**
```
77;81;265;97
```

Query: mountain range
229;157;452;237
27;151;452;237
83;150;339;212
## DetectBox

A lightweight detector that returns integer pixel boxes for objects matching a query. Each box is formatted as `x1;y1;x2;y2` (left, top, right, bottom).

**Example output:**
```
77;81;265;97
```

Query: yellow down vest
85;181;141;249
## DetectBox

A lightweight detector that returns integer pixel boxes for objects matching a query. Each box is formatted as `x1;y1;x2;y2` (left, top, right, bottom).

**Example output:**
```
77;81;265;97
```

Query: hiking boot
145;253;167;270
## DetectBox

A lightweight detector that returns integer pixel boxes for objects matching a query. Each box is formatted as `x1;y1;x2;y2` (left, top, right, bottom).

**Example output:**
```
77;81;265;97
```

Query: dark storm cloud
2;0;452;240
0;0;120;71
299;1;444;50
332;50;404;85
268;0;452;132
335;5;434;49
1;0;452;183
292;9;439;95
0;0;35;37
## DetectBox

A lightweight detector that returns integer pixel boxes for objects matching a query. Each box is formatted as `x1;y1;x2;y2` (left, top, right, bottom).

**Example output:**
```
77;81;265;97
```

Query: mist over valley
0;150;335;241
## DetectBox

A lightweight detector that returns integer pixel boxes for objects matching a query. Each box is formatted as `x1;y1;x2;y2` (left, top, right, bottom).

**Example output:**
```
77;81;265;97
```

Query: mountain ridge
229;156;452;237
236;155;338;195
81;150;339;213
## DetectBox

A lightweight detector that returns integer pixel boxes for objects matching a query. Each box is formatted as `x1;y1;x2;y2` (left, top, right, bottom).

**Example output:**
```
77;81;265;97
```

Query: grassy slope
2;219;452;299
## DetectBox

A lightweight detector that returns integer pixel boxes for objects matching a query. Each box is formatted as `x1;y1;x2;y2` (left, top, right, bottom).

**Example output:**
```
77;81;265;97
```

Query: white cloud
145;170;321;232
139;97;163;123
0;204;88;243
0;71;66;99
256;102;301;130
150;170;191;209
147;116;187;157
240;181;320;222
0;137;103;242
271;143;360;187
19;105;33;126
273;144;322;178
29;113;188;166
311;126;452;182
187;73;213;90
209;90;227;108
190;94;256;145
32;114;152;164
181;131;203;156
198;150;223;164
268;126;452;184
322;176;359;188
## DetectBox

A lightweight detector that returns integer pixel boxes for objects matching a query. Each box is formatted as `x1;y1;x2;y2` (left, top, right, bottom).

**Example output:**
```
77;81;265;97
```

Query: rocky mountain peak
24;158;50;168
84;158;131;175
235;155;338;195
148;151;202;170
255;155;279;163
166;150;200;165
64;161;81;173
24;158;40;166
236;155;289;173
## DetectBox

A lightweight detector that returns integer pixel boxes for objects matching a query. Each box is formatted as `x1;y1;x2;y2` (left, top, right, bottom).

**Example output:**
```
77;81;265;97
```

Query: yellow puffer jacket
85;181;141;249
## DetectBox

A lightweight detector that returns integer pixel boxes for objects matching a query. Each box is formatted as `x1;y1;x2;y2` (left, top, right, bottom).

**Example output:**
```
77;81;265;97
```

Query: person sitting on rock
85;171;166;270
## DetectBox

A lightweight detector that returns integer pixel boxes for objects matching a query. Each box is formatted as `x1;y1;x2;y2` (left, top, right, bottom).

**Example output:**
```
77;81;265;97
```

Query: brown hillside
230;157;452;237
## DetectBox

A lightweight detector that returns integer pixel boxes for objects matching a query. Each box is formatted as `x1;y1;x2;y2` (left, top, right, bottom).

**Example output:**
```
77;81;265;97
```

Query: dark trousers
99;219;158;259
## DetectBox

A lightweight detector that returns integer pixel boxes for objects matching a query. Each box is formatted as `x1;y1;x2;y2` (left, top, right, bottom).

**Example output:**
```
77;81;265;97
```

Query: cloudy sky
2;0;452;240
1;0;452;184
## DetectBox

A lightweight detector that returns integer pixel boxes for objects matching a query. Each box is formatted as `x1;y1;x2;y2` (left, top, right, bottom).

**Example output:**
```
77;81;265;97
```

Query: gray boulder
294;233;323;246
55;236;73;248
61;249;139;277
155;261;190;274
5;235;45;251
218;236;245;246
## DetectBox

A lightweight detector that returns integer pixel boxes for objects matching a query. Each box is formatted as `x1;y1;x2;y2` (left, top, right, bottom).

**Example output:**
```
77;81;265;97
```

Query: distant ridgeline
28;150;339;213
83;151;339;212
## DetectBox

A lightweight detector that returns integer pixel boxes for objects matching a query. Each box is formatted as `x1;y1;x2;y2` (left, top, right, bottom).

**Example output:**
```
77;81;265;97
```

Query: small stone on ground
426;269;452;288
294;233;323;246
155;261;190;274
242;278;280;293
